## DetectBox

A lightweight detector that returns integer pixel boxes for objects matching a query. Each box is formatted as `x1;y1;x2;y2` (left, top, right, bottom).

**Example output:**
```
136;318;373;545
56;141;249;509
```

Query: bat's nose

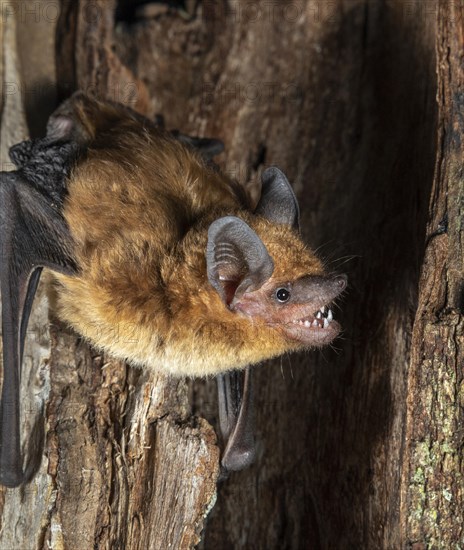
333;274;347;292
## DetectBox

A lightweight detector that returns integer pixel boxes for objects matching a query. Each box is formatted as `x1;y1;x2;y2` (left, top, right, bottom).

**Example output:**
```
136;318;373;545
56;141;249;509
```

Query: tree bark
0;3;218;549
0;0;462;548
401;1;464;546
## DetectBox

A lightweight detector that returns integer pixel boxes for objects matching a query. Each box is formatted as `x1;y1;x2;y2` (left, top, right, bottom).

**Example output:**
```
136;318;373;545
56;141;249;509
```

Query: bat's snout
332;274;347;295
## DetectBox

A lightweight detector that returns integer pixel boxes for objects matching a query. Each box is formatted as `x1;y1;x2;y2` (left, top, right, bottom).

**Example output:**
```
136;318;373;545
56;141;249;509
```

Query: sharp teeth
327;309;333;321
304;320;311;327
312;319;318;327
316;311;322;319
321;306;326;314
323;318;329;328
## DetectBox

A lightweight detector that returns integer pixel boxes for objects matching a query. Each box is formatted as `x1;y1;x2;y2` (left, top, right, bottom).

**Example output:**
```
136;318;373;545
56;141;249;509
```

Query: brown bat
0;93;346;487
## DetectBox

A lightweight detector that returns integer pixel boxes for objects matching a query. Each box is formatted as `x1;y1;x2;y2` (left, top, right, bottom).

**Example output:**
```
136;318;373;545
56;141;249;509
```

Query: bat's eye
276;288;291;303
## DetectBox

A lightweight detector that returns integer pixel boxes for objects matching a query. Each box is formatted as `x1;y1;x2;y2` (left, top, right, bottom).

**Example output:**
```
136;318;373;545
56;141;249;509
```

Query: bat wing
152;114;225;160
217;367;255;476
172;131;225;160
0;170;76;487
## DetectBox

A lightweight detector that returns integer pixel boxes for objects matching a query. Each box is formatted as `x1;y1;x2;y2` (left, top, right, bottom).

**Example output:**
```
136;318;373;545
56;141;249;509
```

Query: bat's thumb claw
221;443;256;474
0;466;24;488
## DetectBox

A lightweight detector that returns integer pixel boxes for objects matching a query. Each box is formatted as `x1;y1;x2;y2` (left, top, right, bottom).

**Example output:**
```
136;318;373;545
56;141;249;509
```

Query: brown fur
52;94;333;377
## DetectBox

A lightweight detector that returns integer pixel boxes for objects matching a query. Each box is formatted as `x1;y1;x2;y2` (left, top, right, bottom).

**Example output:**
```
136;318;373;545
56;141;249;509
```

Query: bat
0;92;346;487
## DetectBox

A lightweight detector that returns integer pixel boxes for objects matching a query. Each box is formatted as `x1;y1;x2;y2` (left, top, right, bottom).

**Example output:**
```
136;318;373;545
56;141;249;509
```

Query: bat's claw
221;444;255;474
0;466;24;488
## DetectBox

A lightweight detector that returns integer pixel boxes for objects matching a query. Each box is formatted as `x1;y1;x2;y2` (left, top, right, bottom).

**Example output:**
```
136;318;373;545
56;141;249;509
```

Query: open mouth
281;305;341;346
290;306;334;329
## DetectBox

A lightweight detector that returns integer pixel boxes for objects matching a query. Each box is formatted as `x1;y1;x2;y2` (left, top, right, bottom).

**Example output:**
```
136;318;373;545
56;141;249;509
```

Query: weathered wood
401;1;464;546
0;3;54;548
45;322;219;550
56;0;150;110
1;0;462;548
0;3;219;549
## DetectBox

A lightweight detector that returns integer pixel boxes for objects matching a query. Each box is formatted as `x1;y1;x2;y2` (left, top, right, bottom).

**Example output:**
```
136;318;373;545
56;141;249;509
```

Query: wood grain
0;0;462;548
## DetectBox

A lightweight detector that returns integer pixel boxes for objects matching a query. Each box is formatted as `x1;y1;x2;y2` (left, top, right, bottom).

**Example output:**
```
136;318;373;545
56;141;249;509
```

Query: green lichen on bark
403;2;464;546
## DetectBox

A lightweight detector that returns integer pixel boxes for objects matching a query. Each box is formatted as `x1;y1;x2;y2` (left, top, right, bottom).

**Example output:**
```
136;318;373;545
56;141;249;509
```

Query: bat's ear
46;114;75;141
46;92;90;141
207;216;274;306
255;166;300;231
46;92;97;143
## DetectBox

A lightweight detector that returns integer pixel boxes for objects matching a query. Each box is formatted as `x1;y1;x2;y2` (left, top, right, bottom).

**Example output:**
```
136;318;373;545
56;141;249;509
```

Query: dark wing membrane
171;130;225;160
0;171;76;487
217;366;255;476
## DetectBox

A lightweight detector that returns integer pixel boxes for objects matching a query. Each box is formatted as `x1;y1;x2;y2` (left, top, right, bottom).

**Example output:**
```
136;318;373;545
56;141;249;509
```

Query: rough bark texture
0;0;462;548
0;3;219;550
401;1;464;546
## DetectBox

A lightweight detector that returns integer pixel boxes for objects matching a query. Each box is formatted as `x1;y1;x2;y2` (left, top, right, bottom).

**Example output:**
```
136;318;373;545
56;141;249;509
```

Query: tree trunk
401;1;464;545
0;0;462;548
